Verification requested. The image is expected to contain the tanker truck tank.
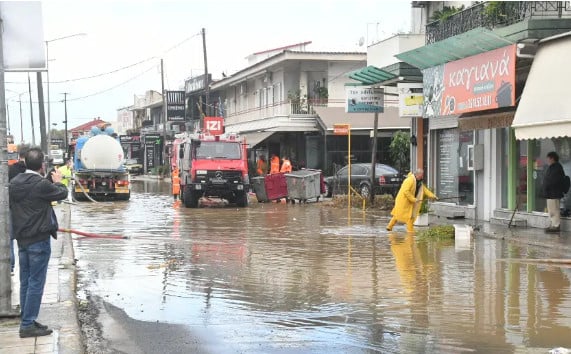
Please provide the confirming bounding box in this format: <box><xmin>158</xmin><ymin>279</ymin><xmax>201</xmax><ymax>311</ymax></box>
<box><xmin>79</xmin><ymin>135</ymin><xmax>125</xmax><ymax>170</ymax></box>
<box><xmin>73</xmin><ymin>134</ymin><xmax>130</xmax><ymax>201</ymax></box>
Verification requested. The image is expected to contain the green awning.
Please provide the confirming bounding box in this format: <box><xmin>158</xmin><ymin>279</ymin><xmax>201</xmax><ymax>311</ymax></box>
<box><xmin>395</xmin><ymin>28</ymin><xmax>516</xmax><ymax>69</ymax></box>
<box><xmin>349</xmin><ymin>65</ymin><xmax>396</xmax><ymax>85</ymax></box>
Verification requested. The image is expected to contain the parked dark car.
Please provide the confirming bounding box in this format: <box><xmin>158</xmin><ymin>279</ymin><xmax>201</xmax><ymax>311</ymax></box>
<box><xmin>324</xmin><ymin>163</ymin><xmax>403</xmax><ymax>198</ymax></box>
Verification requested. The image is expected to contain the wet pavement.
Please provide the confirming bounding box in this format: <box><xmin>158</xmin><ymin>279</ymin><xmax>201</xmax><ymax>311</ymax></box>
<box><xmin>70</xmin><ymin>179</ymin><xmax>571</xmax><ymax>353</ymax></box>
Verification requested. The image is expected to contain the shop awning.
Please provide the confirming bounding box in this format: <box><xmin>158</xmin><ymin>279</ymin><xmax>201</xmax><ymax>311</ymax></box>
<box><xmin>241</xmin><ymin>131</ymin><xmax>275</xmax><ymax>147</ymax></box>
<box><xmin>458</xmin><ymin>108</ymin><xmax>515</xmax><ymax>132</ymax></box>
<box><xmin>395</xmin><ymin>28</ymin><xmax>515</xmax><ymax>69</ymax></box>
<box><xmin>349</xmin><ymin>65</ymin><xmax>396</xmax><ymax>85</ymax></box>
<box><xmin>512</xmin><ymin>36</ymin><xmax>571</xmax><ymax>140</ymax></box>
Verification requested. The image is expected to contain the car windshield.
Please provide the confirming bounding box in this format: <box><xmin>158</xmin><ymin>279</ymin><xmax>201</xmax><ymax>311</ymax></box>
<box><xmin>375</xmin><ymin>165</ymin><xmax>398</xmax><ymax>175</ymax></box>
<box><xmin>196</xmin><ymin>141</ymin><xmax>241</xmax><ymax>159</ymax></box>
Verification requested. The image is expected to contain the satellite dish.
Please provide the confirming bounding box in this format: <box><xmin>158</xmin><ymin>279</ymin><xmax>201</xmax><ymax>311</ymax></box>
<box><xmin>358</xmin><ymin>37</ymin><xmax>365</xmax><ymax>47</ymax></box>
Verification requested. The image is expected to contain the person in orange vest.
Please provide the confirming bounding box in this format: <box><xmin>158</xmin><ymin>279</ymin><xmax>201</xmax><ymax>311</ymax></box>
<box><xmin>270</xmin><ymin>154</ymin><xmax>280</xmax><ymax>174</ymax></box>
<box><xmin>256</xmin><ymin>155</ymin><xmax>268</xmax><ymax>176</ymax></box>
<box><xmin>172</xmin><ymin>167</ymin><xmax>181</xmax><ymax>200</ymax></box>
<box><xmin>280</xmin><ymin>156</ymin><xmax>292</xmax><ymax>173</ymax></box>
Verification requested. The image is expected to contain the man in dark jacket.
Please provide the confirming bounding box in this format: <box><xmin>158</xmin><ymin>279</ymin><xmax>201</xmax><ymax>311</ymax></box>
<box><xmin>9</xmin><ymin>148</ymin><xmax>68</xmax><ymax>338</ymax></box>
<box><xmin>8</xmin><ymin>145</ymin><xmax>28</xmax><ymax>274</ymax></box>
<box><xmin>543</xmin><ymin>151</ymin><xmax>565</xmax><ymax>233</ymax></box>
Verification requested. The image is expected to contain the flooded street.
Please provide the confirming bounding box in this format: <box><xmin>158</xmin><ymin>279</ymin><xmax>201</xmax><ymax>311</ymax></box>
<box><xmin>71</xmin><ymin>180</ymin><xmax>571</xmax><ymax>353</ymax></box>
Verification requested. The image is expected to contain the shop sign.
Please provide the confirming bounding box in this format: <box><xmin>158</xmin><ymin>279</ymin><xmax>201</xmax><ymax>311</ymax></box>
<box><xmin>144</xmin><ymin>134</ymin><xmax>161</xmax><ymax>144</ymax></box>
<box><xmin>422</xmin><ymin>44</ymin><xmax>516</xmax><ymax>117</ymax></box>
<box><xmin>333</xmin><ymin>124</ymin><xmax>350</xmax><ymax>136</ymax></box>
<box><xmin>204</xmin><ymin>117</ymin><xmax>224</xmax><ymax>135</ymax></box>
<box><xmin>166</xmin><ymin>91</ymin><xmax>186</xmax><ymax>122</ymax></box>
<box><xmin>345</xmin><ymin>87</ymin><xmax>384</xmax><ymax>113</ymax></box>
<box><xmin>184</xmin><ymin>74</ymin><xmax>211</xmax><ymax>93</ymax></box>
<box><xmin>119</xmin><ymin>135</ymin><xmax>140</xmax><ymax>144</ymax></box>
<box><xmin>397</xmin><ymin>83</ymin><xmax>423</xmax><ymax>117</ymax></box>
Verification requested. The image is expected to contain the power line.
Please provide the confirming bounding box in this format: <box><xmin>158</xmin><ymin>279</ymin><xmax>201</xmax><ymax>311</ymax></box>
<box><xmin>5</xmin><ymin>32</ymin><xmax>202</xmax><ymax>85</ymax></box>
<box><xmin>65</xmin><ymin>64</ymin><xmax>158</xmax><ymax>102</ymax></box>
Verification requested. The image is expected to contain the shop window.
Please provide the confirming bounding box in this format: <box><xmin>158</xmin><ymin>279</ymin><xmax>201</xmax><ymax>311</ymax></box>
<box><xmin>435</xmin><ymin>128</ymin><xmax>474</xmax><ymax>205</ymax></box>
<box><xmin>531</xmin><ymin>137</ymin><xmax>571</xmax><ymax>213</ymax></box>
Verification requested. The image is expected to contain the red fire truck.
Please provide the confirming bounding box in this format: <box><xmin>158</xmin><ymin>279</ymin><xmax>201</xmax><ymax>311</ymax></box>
<box><xmin>173</xmin><ymin>119</ymin><xmax>249</xmax><ymax>208</ymax></box>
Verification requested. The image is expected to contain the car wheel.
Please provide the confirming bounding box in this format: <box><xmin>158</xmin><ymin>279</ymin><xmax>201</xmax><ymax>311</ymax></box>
<box><xmin>324</xmin><ymin>182</ymin><xmax>332</xmax><ymax>197</ymax></box>
<box><xmin>360</xmin><ymin>184</ymin><xmax>371</xmax><ymax>199</ymax></box>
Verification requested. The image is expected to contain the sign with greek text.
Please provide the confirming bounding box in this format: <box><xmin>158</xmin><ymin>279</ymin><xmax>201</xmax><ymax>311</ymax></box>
<box><xmin>398</xmin><ymin>83</ymin><xmax>423</xmax><ymax>117</ymax></box>
<box><xmin>422</xmin><ymin>44</ymin><xmax>516</xmax><ymax>117</ymax></box>
<box><xmin>345</xmin><ymin>87</ymin><xmax>384</xmax><ymax>113</ymax></box>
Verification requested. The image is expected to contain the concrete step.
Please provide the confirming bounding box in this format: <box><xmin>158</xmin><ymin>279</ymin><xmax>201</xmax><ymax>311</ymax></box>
<box><xmin>490</xmin><ymin>216</ymin><xmax>527</xmax><ymax>227</ymax></box>
<box><xmin>441</xmin><ymin>210</ymin><xmax>466</xmax><ymax>219</ymax></box>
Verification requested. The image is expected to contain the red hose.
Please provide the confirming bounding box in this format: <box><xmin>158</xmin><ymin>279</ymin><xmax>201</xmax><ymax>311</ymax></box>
<box><xmin>58</xmin><ymin>228</ymin><xmax>128</xmax><ymax>239</ymax></box>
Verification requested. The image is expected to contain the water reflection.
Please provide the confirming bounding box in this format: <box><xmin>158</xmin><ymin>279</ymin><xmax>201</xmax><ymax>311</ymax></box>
<box><xmin>71</xmin><ymin>183</ymin><xmax>571</xmax><ymax>353</ymax></box>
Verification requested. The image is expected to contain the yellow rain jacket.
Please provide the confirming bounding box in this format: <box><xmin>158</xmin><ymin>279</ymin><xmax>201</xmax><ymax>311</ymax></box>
<box><xmin>390</xmin><ymin>172</ymin><xmax>436</xmax><ymax>223</ymax></box>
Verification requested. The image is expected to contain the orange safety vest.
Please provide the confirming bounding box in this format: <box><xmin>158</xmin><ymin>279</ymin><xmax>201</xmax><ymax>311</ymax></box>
<box><xmin>280</xmin><ymin>159</ymin><xmax>292</xmax><ymax>173</ymax></box>
<box><xmin>257</xmin><ymin>159</ymin><xmax>268</xmax><ymax>176</ymax></box>
<box><xmin>172</xmin><ymin>169</ymin><xmax>181</xmax><ymax>195</ymax></box>
<box><xmin>270</xmin><ymin>156</ymin><xmax>280</xmax><ymax>174</ymax></box>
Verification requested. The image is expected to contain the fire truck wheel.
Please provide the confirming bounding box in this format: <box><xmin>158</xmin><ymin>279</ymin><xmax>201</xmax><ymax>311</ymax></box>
<box><xmin>236</xmin><ymin>191</ymin><xmax>248</xmax><ymax>207</ymax></box>
<box><xmin>183</xmin><ymin>187</ymin><xmax>199</xmax><ymax>208</ymax></box>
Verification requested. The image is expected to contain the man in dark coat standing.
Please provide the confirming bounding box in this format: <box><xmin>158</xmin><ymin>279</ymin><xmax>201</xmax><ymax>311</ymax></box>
<box><xmin>543</xmin><ymin>151</ymin><xmax>565</xmax><ymax>233</ymax></box>
<box><xmin>9</xmin><ymin>148</ymin><xmax>68</xmax><ymax>338</ymax></box>
<box><xmin>8</xmin><ymin>145</ymin><xmax>28</xmax><ymax>274</ymax></box>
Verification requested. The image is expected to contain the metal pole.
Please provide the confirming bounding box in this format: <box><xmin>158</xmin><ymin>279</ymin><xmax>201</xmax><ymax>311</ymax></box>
<box><xmin>202</xmin><ymin>28</ymin><xmax>209</xmax><ymax>126</ymax></box>
<box><xmin>37</xmin><ymin>71</ymin><xmax>47</xmax><ymax>153</ymax></box>
<box><xmin>63</xmin><ymin>93</ymin><xmax>68</xmax><ymax>154</ymax></box>
<box><xmin>161</xmin><ymin>59</ymin><xmax>167</xmax><ymax>166</ymax></box>
<box><xmin>370</xmin><ymin>111</ymin><xmax>379</xmax><ymax>203</ymax></box>
<box><xmin>28</xmin><ymin>73</ymin><xmax>35</xmax><ymax>145</ymax></box>
<box><xmin>0</xmin><ymin>13</ymin><xmax>17</xmax><ymax>317</ymax></box>
<box><xmin>18</xmin><ymin>97</ymin><xmax>23</xmax><ymax>143</ymax></box>
<box><xmin>6</xmin><ymin>103</ymin><xmax>9</xmax><ymax>135</ymax></box>
<box><xmin>46</xmin><ymin>41</ymin><xmax>51</xmax><ymax>154</ymax></box>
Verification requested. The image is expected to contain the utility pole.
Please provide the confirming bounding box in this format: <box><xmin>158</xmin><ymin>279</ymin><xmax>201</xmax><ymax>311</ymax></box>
<box><xmin>18</xmin><ymin>97</ymin><xmax>23</xmax><ymax>143</ymax></box>
<box><xmin>37</xmin><ymin>72</ymin><xmax>46</xmax><ymax>153</ymax></box>
<box><xmin>0</xmin><ymin>9</ymin><xmax>18</xmax><ymax>317</ymax></box>
<box><xmin>6</xmin><ymin>103</ymin><xmax>10</xmax><ymax>135</ymax></box>
<box><xmin>62</xmin><ymin>93</ymin><xmax>68</xmax><ymax>154</ymax></box>
<box><xmin>161</xmin><ymin>59</ymin><xmax>167</xmax><ymax>166</ymax></box>
<box><xmin>28</xmin><ymin>73</ymin><xmax>35</xmax><ymax>145</ymax></box>
<box><xmin>202</xmin><ymin>28</ymin><xmax>209</xmax><ymax>126</ymax></box>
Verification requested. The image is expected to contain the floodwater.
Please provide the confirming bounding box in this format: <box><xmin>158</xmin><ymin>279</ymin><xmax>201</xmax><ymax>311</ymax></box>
<box><xmin>72</xmin><ymin>179</ymin><xmax>571</xmax><ymax>353</ymax></box>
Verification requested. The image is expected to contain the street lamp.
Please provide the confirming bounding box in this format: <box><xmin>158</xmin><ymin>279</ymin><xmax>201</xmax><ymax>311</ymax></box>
<box><xmin>46</xmin><ymin>32</ymin><xmax>86</xmax><ymax>154</ymax></box>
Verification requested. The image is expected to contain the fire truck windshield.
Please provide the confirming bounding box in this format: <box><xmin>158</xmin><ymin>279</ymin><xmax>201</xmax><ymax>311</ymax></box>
<box><xmin>195</xmin><ymin>141</ymin><xmax>241</xmax><ymax>159</ymax></box>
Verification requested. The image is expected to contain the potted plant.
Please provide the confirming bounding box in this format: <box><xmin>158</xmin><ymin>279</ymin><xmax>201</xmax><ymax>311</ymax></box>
<box><xmin>414</xmin><ymin>199</ymin><xmax>430</xmax><ymax>226</ymax></box>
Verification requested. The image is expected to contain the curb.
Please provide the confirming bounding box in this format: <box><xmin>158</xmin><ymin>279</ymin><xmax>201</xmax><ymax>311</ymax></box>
<box><xmin>56</xmin><ymin>204</ymin><xmax>84</xmax><ymax>353</ymax></box>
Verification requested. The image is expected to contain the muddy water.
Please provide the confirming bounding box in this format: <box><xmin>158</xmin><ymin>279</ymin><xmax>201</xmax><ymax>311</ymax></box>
<box><xmin>73</xmin><ymin>180</ymin><xmax>571</xmax><ymax>353</ymax></box>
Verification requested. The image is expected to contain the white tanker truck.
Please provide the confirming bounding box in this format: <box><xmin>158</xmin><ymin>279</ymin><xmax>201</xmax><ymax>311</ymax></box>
<box><xmin>73</xmin><ymin>128</ymin><xmax>130</xmax><ymax>201</ymax></box>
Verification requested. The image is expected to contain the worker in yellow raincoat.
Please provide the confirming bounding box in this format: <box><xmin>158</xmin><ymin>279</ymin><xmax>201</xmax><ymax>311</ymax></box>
<box><xmin>387</xmin><ymin>168</ymin><xmax>438</xmax><ymax>232</ymax></box>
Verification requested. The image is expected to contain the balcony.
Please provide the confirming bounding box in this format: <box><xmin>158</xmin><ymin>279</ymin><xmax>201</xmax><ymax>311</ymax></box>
<box><xmin>225</xmin><ymin>100</ymin><xmax>325</xmax><ymax>125</ymax></box>
<box><xmin>426</xmin><ymin>1</ymin><xmax>571</xmax><ymax>44</ymax></box>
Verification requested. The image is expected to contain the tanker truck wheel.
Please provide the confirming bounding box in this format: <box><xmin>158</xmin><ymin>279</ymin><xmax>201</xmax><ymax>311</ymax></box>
<box><xmin>183</xmin><ymin>186</ymin><xmax>199</xmax><ymax>208</ymax></box>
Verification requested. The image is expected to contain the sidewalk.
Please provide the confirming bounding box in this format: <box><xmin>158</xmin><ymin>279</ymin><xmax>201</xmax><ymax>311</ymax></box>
<box><xmin>0</xmin><ymin>204</ymin><xmax>83</xmax><ymax>354</ymax></box>
<box><xmin>431</xmin><ymin>214</ymin><xmax>571</xmax><ymax>256</ymax></box>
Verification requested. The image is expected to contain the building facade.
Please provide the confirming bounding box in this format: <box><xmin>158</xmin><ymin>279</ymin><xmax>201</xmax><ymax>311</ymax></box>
<box><xmin>398</xmin><ymin>1</ymin><xmax>571</xmax><ymax>229</ymax></box>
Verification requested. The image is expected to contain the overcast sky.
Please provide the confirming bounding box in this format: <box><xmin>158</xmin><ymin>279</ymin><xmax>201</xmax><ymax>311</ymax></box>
<box><xmin>5</xmin><ymin>0</ymin><xmax>411</xmax><ymax>144</ymax></box>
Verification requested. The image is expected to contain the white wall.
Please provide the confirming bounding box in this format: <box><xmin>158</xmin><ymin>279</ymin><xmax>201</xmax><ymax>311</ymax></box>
<box><xmin>328</xmin><ymin>61</ymin><xmax>366</xmax><ymax>107</ymax></box>
<box><xmin>367</xmin><ymin>34</ymin><xmax>425</xmax><ymax>68</ymax></box>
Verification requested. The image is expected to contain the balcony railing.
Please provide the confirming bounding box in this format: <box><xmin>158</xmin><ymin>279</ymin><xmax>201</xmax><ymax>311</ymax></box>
<box><xmin>225</xmin><ymin>100</ymin><xmax>324</xmax><ymax>125</ymax></box>
<box><xmin>426</xmin><ymin>1</ymin><xmax>571</xmax><ymax>44</ymax></box>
